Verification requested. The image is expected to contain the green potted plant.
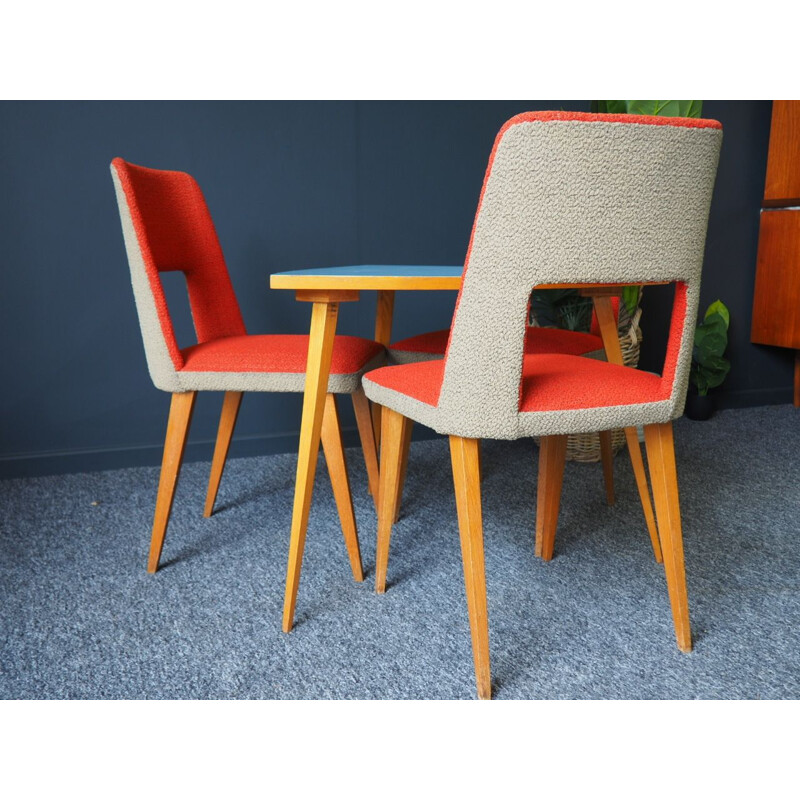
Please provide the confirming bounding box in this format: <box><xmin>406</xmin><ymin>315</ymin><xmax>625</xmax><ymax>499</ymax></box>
<box><xmin>686</xmin><ymin>300</ymin><xmax>731</xmax><ymax>420</ymax></box>
<box><xmin>530</xmin><ymin>288</ymin><xmax>593</xmax><ymax>331</ymax></box>
<box><xmin>591</xmin><ymin>100</ymin><xmax>703</xmax><ymax>117</ymax></box>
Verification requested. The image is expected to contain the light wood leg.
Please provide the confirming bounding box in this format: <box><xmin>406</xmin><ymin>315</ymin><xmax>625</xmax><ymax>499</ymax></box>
<box><xmin>148</xmin><ymin>391</ymin><xmax>197</xmax><ymax>573</ymax></box>
<box><xmin>592</xmin><ymin>295</ymin><xmax>624</xmax><ymax>505</ymax></box>
<box><xmin>598</xmin><ymin>430</ymin><xmax>615</xmax><ymax>505</ymax></box>
<box><xmin>624</xmin><ymin>427</ymin><xmax>663</xmax><ymax>563</ymax></box>
<box><xmin>375</xmin><ymin>407</ymin><xmax>408</xmax><ymax>594</ymax></box>
<box><xmin>450</xmin><ymin>435</ymin><xmax>491</xmax><ymax>700</ymax></box>
<box><xmin>371</xmin><ymin>290</ymin><xmax>396</xmax><ymax>446</ymax></box>
<box><xmin>352</xmin><ymin>387</ymin><xmax>380</xmax><ymax>512</ymax></box>
<box><xmin>203</xmin><ymin>391</ymin><xmax>243</xmax><ymax>518</ymax></box>
<box><xmin>535</xmin><ymin>435</ymin><xmax>568</xmax><ymax>562</ymax></box>
<box><xmin>320</xmin><ymin>393</ymin><xmax>364</xmax><ymax>582</ymax></box>
<box><xmin>643</xmin><ymin>421</ymin><xmax>692</xmax><ymax>652</ymax></box>
<box><xmin>593</xmin><ymin>294</ymin><xmax>626</xmax><ymax>363</ymax></box>
<box><xmin>392</xmin><ymin>418</ymin><xmax>414</xmax><ymax>524</ymax></box>
<box><xmin>594</xmin><ymin>294</ymin><xmax>661</xmax><ymax>555</ymax></box>
<box><xmin>282</xmin><ymin>301</ymin><xmax>340</xmax><ymax>633</ymax></box>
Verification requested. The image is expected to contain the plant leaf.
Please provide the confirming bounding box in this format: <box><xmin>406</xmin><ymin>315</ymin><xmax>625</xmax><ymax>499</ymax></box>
<box><xmin>701</xmin><ymin>357</ymin><xmax>731</xmax><ymax>389</ymax></box>
<box><xmin>622</xmin><ymin>285</ymin><xmax>641</xmax><ymax>315</ymax></box>
<box><xmin>691</xmin><ymin>297</ymin><xmax>730</xmax><ymax>393</ymax></box>
<box><xmin>705</xmin><ymin>300</ymin><xmax>730</xmax><ymax>329</ymax></box>
<box><xmin>595</xmin><ymin>100</ymin><xmax>628</xmax><ymax>114</ymax></box>
<box><xmin>624</xmin><ymin>100</ymin><xmax>657</xmax><ymax>115</ymax></box>
<box><xmin>685</xmin><ymin>100</ymin><xmax>703</xmax><ymax>118</ymax></box>
<box><xmin>595</xmin><ymin>101</ymin><xmax>703</xmax><ymax>118</ymax></box>
<box><xmin>694</xmin><ymin>321</ymin><xmax>727</xmax><ymax>357</ymax></box>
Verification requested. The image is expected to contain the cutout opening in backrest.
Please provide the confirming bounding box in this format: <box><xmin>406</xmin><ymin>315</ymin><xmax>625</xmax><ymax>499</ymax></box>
<box><xmin>158</xmin><ymin>271</ymin><xmax>197</xmax><ymax>351</ymax></box>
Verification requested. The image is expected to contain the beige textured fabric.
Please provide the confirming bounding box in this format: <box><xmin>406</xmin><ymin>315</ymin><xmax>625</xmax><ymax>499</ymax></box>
<box><xmin>364</xmin><ymin>117</ymin><xmax>722</xmax><ymax>439</ymax></box>
<box><xmin>388</xmin><ymin>348</ymin><xmax>447</xmax><ymax>366</ymax></box>
<box><xmin>175</xmin><ymin>351</ymin><xmax>386</xmax><ymax>394</ymax></box>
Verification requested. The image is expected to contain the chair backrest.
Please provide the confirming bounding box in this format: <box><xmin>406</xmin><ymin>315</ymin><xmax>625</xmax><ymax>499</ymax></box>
<box><xmin>110</xmin><ymin>158</ymin><xmax>246</xmax><ymax>392</ymax></box>
<box><xmin>437</xmin><ymin>111</ymin><xmax>723</xmax><ymax>439</ymax></box>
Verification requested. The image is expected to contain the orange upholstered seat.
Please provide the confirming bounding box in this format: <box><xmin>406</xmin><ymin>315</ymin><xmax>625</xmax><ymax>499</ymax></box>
<box><xmin>520</xmin><ymin>355</ymin><xmax>665</xmax><ymax>411</ymax></box>
<box><xmin>181</xmin><ymin>334</ymin><xmax>383</xmax><ymax>376</ymax></box>
<box><xmin>365</xmin><ymin>353</ymin><xmax>666</xmax><ymax>413</ymax></box>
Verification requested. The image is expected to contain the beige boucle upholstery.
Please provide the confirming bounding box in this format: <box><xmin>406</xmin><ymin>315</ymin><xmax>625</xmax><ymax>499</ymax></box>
<box><xmin>363</xmin><ymin>114</ymin><xmax>722</xmax><ymax>439</ymax></box>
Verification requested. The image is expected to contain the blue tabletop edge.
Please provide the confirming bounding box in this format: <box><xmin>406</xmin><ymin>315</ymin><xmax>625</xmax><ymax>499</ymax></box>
<box><xmin>271</xmin><ymin>265</ymin><xmax>463</xmax><ymax>277</ymax></box>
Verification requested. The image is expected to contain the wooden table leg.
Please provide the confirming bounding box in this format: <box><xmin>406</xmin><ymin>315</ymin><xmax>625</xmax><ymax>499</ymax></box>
<box><xmin>282</xmin><ymin>300</ymin><xmax>341</xmax><ymax>633</ymax></box>
<box><xmin>375</xmin><ymin>407</ymin><xmax>408</xmax><ymax>594</ymax></box>
<box><xmin>371</xmin><ymin>290</ymin><xmax>396</xmax><ymax>446</ymax></box>
<box><xmin>598</xmin><ymin>430</ymin><xmax>615</xmax><ymax>505</ymax></box>
<box><xmin>351</xmin><ymin>387</ymin><xmax>380</xmax><ymax>511</ymax></box>
<box><xmin>392</xmin><ymin>418</ymin><xmax>414</xmax><ymax>524</ymax></box>
<box><xmin>320</xmin><ymin>393</ymin><xmax>364</xmax><ymax>582</ymax></box>
<box><xmin>593</xmin><ymin>294</ymin><xmax>661</xmax><ymax>561</ymax></box>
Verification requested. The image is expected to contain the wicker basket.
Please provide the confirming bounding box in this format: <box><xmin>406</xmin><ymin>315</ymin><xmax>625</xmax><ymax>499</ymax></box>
<box><xmin>565</xmin><ymin>304</ymin><xmax>642</xmax><ymax>462</ymax></box>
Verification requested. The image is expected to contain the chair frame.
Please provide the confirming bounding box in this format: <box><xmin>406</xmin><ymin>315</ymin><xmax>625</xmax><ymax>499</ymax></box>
<box><xmin>365</xmin><ymin>111</ymin><xmax>722</xmax><ymax>698</ymax></box>
<box><xmin>111</xmin><ymin>158</ymin><xmax>381</xmax><ymax>593</ymax></box>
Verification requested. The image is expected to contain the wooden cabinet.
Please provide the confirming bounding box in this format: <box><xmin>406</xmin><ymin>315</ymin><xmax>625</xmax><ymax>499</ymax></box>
<box><xmin>752</xmin><ymin>210</ymin><xmax>800</xmax><ymax>349</ymax></box>
<box><xmin>750</xmin><ymin>101</ymin><xmax>800</xmax><ymax>405</ymax></box>
<box><xmin>763</xmin><ymin>101</ymin><xmax>800</xmax><ymax>207</ymax></box>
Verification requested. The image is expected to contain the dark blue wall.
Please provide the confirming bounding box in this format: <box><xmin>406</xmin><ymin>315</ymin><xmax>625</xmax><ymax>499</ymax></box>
<box><xmin>0</xmin><ymin>100</ymin><xmax>787</xmax><ymax>478</ymax></box>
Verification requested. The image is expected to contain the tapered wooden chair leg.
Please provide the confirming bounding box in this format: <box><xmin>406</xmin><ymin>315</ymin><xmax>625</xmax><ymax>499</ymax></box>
<box><xmin>148</xmin><ymin>391</ymin><xmax>197</xmax><ymax>573</ymax></box>
<box><xmin>535</xmin><ymin>435</ymin><xmax>568</xmax><ymax>561</ymax></box>
<box><xmin>320</xmin><ymin>393</ymin><xmax>364</xmax><ymax>582</ymax></box>
<box><xmin>643</xmin><ymin>421</ymin><xmax>692</xmax><ymax>652</ymax></box>
<box><xmin>598</xmin><ymin>430</ymin><xmax>615</xmax><ymax>505</ymax></box>
<box><xmin>375</xmin><ymin>407</ymin><xmax>408</xmax><ymax>594</ymax></box>
<box><xmin>203</xmin><ymin>391</ymin><xmax>243</xmax><ymax>518</ymax></box>
<box><xmin>624</xmin><ymin>426</ymin><xmax>663</xmax><ymax>562</ymax></box>
<box><xmin>392</xmin><ymin>418</ymin><xmax>414</xmax><ymax>523</ymax></box>
<box><xmin>450</xmin><ymin>435</ymin><xmax>492</xmax><ymax>700</ymax></box>
<box><xmin>352</xmin><ymin>387</ymin><xmax>380</xmax><ymax>511</ymax></box>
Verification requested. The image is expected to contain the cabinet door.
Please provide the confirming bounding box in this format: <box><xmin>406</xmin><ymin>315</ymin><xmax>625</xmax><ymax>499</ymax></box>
<box><xmin>763</xmin><ymin>101</ymin><xmax>800</xmax><ymax>207</ymax></box>
<box><xmin>751</xmin><ymin>209</ymin><xmax>800</xmax><ymax>348</ymax></box>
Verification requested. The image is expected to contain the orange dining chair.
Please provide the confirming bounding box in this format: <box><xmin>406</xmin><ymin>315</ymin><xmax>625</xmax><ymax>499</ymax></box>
<box><xmin>110</xmin><ymin>158</ymin><xmax>383</xmax><ymax>583</ymax></box>
<box><xmin>388</xmin><ymin>298</ymin><xmax>664</xmax><ymax>562</ymax></box>
<box><xmin>362</xmin><ymin>111</ymin><xmax>722</xmax><ymax>698</ymax></box>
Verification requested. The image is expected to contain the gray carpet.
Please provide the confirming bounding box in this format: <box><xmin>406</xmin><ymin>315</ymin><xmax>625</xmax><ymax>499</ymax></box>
<box><xmin>2</xmin><ymin>405</ymin><xmax>799</xmax><ymax>699</ymax></box>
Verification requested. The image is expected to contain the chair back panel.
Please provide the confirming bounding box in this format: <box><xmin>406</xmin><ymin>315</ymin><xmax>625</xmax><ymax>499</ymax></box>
<box><xmin>111</xmin><ymin>159</ymin><xmax>246</xmax><ymax>391</ymax></box>
<box><xmin>438</xmin><ymin>112</ymin><xmax>722</xmax><ymax>438</ymax></box>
